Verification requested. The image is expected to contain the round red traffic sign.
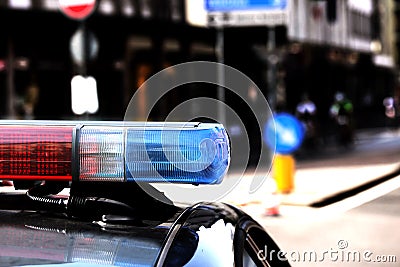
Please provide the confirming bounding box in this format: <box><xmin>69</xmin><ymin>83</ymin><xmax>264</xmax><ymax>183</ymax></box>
<box><xmin>58</xmin><ymin>0</ymin><xmax>96</xmax><ymax>20</ymax></box>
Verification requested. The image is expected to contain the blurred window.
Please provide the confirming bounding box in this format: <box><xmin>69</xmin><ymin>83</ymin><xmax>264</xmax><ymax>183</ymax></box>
<box><xmin>43</xmin><ymin>0</ymin><xmax>59</xmax><ymax>10</ymax></box>
<box><xmin>9</xmin><ymin>0</ymin><xmax>31</xmax><ymax>9</ymax></box>
<box><xmin>99</xmin><ymin>0</ymin><xmax>115</xmax><ymax>15</ymax></box>
<box><xmin>122</xmin><ymin>0</ymin><xmax>135</xmax><ymax>17</ymax></box>
<box><xmin>139</xmin><ymin>0</ymin><xmax>152</xmax><ymax>18</ymax></box>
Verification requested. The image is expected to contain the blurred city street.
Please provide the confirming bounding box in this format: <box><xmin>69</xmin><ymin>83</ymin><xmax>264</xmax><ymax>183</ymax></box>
<box><xmin>222</xmin><ymin>127</ymin><xmax>400</xmax><ymax>266</ymax></box>
<box><xmin>1</xmin><ymin>1</ymin><xmax>400</xmax><ymax>265</ymax></box>
<box><xmin>223</xmin><ymin>127</ymin><xmax>400</xmax><ymax>208</ymax></box>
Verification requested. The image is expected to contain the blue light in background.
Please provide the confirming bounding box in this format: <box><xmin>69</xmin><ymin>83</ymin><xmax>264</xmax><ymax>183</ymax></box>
<box><xmin>264</xmin><ymin>113</ymin><xmax>305</xmax><ymax>155</ymax></box>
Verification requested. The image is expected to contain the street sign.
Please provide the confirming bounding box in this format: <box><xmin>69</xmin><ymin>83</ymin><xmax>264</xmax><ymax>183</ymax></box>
<box><xmin>264</xmin><ymin>112</ymin><xmax>305</xmax><ymax>154</ymax></box>
<box><xmin>71</xmin><ymin>75</ymin><xmax>99</xmax><ymax>115</ymax></box>
<box><xmin>205</xmin><ymin>0</ymin><xmax>287</xmax><ymax>12</ymax></box>
<box><xmin>70</xmin><ymin>28</ymin><xmax>99</xmax><ymax>66</ymax></box>
<box><xmin>58</xmin><ymin>0</ymin><xmax>96</xmax><ymax>20</ymax></box>
<box><xmin>186</xmin><ymin>0</ymin><xmax>288</xmax><ymax>27</ymax></box>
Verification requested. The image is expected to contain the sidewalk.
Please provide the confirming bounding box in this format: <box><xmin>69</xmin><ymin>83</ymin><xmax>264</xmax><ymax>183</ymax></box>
<box><xmin>221</xmin><ymin>128</ymin><xmax>400</xmax><ymax>208</ymax></box>
<box><xmin>281</xmin><ymin>161</ymin><xmax>399</xmax><ymax>206</ymax></box>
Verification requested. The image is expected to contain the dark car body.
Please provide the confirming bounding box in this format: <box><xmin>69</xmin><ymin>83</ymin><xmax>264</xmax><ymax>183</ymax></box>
<box><xmin>0</xmin><ymin>199</ymin><xmax>290</xmax><ymax>267</ymax></box>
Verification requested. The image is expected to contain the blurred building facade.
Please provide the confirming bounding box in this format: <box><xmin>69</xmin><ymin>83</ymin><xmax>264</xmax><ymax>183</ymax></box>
<box><xmin>0</xmin><ymin>0</ymin><xmax>397</xmax><ymax>128</ymax></box>
<box><xmin>0</xmin><ymin>0</ymin><xmax>398</xmax><ymax>117</ymax></box>
<box><xmin>285</xmin><ymin>0</ymin><xmax>397</xmax><ymax>130</ymax></box>
<box><xmin>0</xmin><ymin>0</ymin><xmax>194</xmax><ymax>120</ymax></box>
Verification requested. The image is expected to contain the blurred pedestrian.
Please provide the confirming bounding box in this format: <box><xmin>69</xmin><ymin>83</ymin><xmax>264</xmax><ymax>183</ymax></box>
<box><xmin>330</xmin><ymin>92</ymin><xmax>354</xmax><ymax>147</ymax></box>
<box><xmin>383</xmin><ymin>96</ymin><xmax>400</xmax><ymax>129</ymax></box>
<box><xmin>295</xmin><ymin>93</ymin><xmax>319</xmax><ymax>150</ymax></box>
<box><xmin>296</xmin><ymin>93</ymin><xmax>316</xmax><ymax>119</ymax></box>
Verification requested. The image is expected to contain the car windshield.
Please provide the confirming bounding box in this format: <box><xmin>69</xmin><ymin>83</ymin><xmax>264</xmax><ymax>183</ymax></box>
<box><xmin>0</xmin><ymin>0</ymin><xmax>400</xmax><ymax>266</ymax></box>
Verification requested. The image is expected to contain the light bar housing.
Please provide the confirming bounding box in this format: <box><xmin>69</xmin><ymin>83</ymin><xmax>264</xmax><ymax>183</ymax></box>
<box><xmin>0</xmin><ymin>121</ymin><xmax>230</xmax><ymax>185</ymax></box>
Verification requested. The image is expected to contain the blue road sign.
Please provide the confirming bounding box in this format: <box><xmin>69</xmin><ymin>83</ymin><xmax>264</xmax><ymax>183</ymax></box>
<box><xmin>264</xmin><ymin>112</ymin><xmax>305</xmax><ymax>154</ymax></box>
<box><xmin>205</xmin><ymin>0</ymin><xmax>287</xmax><ymax>12</ymax></box>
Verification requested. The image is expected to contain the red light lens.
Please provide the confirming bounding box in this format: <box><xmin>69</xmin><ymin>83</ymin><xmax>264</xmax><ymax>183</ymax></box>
<box><xmin>0</xmin><ymin>126</ymin><xmax>73</xmax><ymax>180</ymax></box>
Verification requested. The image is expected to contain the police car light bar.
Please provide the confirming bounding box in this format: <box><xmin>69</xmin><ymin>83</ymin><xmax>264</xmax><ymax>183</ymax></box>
<box><xmin>0</xmin><ymin>121</ymin><xmax>230</xmax><ymax>185</ymax></box>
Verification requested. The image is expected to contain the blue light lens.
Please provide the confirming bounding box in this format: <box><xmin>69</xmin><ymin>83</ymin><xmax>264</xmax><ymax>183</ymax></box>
<box><xmin>78</xmin><ymin>123</ymin><xmax>230</xmax><ymax>184</ymax></box>
<box><xmin>125</xmin><ymin>123</ymin><xmax>230</xmax><ymax>184</ymax></box>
